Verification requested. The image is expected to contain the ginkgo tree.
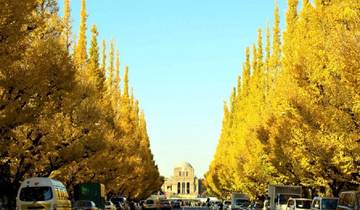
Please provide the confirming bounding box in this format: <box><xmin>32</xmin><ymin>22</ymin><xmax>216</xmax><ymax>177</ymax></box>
<box><xmin>205</xmin><ymin>0</ymin><xmax>360</xmax><ymax>199</ymax></box>
<box><xmin>0</xmin><ymin>0</ymin><xmax>163</xmax><ymax>207</ymax></box>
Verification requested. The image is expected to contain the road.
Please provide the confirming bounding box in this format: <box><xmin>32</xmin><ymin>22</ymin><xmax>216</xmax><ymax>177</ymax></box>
<box><xmin>177</xmin><ymin>208</ymin><xmax>209</xmax><ymax>210</ymax></box>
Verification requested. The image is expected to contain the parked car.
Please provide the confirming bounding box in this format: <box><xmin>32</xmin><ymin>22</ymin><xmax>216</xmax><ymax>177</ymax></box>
<box><xmin>311</xmin><ymin>197</ymin><xmax>338</xmax><ymax>210</ymax></box>
<box><xmin>171</xmin><ymin>200</ymin><xmax>181</xmax><ymax>208</ymax></box>
<box><xmin>224</xmin><ymin>200</ymin><xmax>232</xmax><ymax>210</ymax></box>
<box><xmin>248</xmin><ymin>201</ymin><xmax>264</xmax><ymax>210</ymax></box>
<box><xmin>106</xmin><ymin>201</ymin><xmax>117</xmax><ymax>210</ymax></box>
<box><xmin>135</xmin><ymin>202</ymin><xmax>142</xmax><ymax>210</ymax></box>
<box><xmin>160</xmin><ymin>200</ymin><xmax>171</xmax><ymax>210</ymax></box>
<box><xmin>74</xmin><ymin>183</ymin><xmax>106</xmax><ymax>210</ymax></box>
<box><xmin>212</xmin><ymin>201</ymin><xmax>223</xmax><ymax>210</ymax></box>
<box><xmin>337</xmin><ymin>191</ymin><xmax>360</xmax><ymax>210</ymax></box>
<box><xmin>142</xmin><ymin>199</ymin><xmax>158</xmax><ymax>210</ymax></box>
<box><xmin>111</xmin><ymin>197</ymin><xmax>129</xmax><ymax>210</ymax></box>
<box><xmin>73</xmin><ymin>200</ymin><xmax>98</xmax><ymax>210</ymax></box>
<box><xmin>231</xmin><ymin>193</ymin><xmax>251</xmax><ymax>210</ymax></box>
<box><xmin>286</xmin><ymin>198</ymin><xmax>312</xmax><ymax>210</ymax></box>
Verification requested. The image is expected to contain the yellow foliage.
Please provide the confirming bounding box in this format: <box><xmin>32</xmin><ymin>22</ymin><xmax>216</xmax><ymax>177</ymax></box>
<box><xmin>205</xmin><ymin>0</ymin><xmax>360</xmax><ymax>199</ymax></box>
<box><xmin>0</xmin><ymin>0</ymin><xmax>163</xmax><ymax>206</ymax></box>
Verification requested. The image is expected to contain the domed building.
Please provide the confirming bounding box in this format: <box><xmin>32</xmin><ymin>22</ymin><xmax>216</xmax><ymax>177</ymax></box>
<box><xmin>161</xmin><ymin>162</ymin><xmax>200</xmax><ymax>197</ymax></box>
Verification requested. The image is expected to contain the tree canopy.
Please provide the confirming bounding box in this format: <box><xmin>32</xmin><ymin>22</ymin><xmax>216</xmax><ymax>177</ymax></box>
<box><xmin>205</xmin><ymin>0</ymin><xmax>360</xmax><ymax>199</ymax></box>
<box><xmin>0</xmin><ymin>0</ymin><xmax>163</xmax><ymax>207</ymax></box>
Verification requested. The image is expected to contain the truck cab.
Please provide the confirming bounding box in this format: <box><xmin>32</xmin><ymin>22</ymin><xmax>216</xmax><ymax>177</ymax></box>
<box><xmin>276</xmin><ymin>194</ymin><xmax>301</xmax><ymax>210</ymax></box>
<box><xmin>231</xmin><ymin>193</ymin><xmax>250</xmax><ymax>210</ymax></box>
<box><xmin>268</xmin><ymin>185</ymin><xmax>302</xmax><ymax>210</ymax></box>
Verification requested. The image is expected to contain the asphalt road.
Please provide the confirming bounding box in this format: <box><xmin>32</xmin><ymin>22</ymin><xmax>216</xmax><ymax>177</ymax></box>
<box><xmin>176</xmin><ymin>207</ymin><xmax>209</xmax><ymax>210</ymax></box>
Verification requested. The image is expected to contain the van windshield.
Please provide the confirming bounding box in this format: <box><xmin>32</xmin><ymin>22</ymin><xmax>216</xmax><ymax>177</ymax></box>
<box><xmin>295</xmin><ymin>200</ymin><xmax>311</xmax><ymax>209</ymax></box>
<box><xmin>111</xmin><ymin>197</ymin><xmax>125</xmax><ymax>204</ymax></box>
<box><xmin>20</xmin><ymin>187</ymin><xmax>53</xmax><ymax>201</ymax></box>
<box><xmin>235</xmin><ymin>199</ymin><xmax>250</xmax><ymax>207</ymax></box>
<box><xmin>146</xmin><ymin>200</ymin><xmax>154</xmax><ymax>204</ymax></box>
<box><xmin>321</xmin><ymin>199</ymin><xmax>338</xmax><ymax>210</ymax></box>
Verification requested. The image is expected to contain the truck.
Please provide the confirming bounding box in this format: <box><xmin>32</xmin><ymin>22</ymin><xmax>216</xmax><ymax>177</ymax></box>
<box><xmin>231</xmin><ymin>192</ymin><xmax>250</xmax><ymax>210</ymax></box>
<box><xmin>74</xmin><ymin>183</ymin><xmax>106</xmax><ymax>209</ymax></box>
<box><xmin>268</xmin><ymin>185</ymin><xmax>302</xmax><ymax>210</ymax></box>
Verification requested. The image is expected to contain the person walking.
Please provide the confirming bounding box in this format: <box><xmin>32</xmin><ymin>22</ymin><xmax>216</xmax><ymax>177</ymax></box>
<box><xmin>206</xmin><ymin>198</ymin><xmax>211</xmax><ymax>209</ymax></box>
<box><xmin>219</xmin><ymin>201</ymin><xmax>223</xmax><ymax>210</ymax></box>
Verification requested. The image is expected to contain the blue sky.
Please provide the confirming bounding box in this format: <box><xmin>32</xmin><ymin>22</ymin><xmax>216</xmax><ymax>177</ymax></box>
<box><xmin>59</xmin><ymin>0</ymin><xmax>288</xmax><ymax>178</ymax></box>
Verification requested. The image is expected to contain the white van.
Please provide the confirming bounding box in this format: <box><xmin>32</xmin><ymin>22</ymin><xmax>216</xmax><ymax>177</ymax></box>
<box><xmin>16</xmin><ymin>177</ymin><xmax>71</xmax><ymax>210</ymax></box>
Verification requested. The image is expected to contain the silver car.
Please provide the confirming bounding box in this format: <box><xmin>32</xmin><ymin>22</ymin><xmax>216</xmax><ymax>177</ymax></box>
<box><xmin>286</xmin><ymin>198</ymin><xmax>312</xmax><ymax>210</ymax></box>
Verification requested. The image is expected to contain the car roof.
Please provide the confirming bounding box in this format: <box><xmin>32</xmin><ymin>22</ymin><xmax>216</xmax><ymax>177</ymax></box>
<box><xmin>340</xmin><ymin>191</ymin><xmax>360</xmax><ymax>194</ymax></box>
<box><xmin>290</xmin><ymin>198</ymin><xmax>312</xmax><ymax>201</ymax></box>
<box><xmin>312</xmin><ymin>197</ymin><xmax>338</xmax><ymax>200</ymax></box>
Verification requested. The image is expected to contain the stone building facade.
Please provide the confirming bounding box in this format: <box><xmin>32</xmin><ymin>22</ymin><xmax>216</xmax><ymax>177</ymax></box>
<box><xmin>161</xmin><ymin>162</ymin><xmax>200</xmax><ymax>198</ymax></box>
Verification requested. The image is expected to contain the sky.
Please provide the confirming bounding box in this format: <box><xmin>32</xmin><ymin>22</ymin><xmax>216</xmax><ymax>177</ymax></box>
<box><xmin>59</xmin><ymin>0</ymin><xmax>288</xmax><ymax>178</ymax></box>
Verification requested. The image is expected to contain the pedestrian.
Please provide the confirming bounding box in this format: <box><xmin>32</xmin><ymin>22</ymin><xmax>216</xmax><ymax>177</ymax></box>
<box><xmin>206</xmin><ymin>198</ymin><xmax>211</xmax><ymax>209</ymax></box>
<box><xmin>219</xmin><ymin>201</ymin><xmax>223</xmax><ymax>210</ymax></box>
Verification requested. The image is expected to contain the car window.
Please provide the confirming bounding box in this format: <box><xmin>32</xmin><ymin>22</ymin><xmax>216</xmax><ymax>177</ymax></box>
<box><xmin>321</xmin><ymin>199</ymin><xmax>337</xmax><ymax>210</ymax></box>
<box><xmin>19</xmin><ymin>187</ymin><xmax>53</xmax><ymax>201</ymax></box>
<box><xmin>296</xmin><ymin>200</ymin><xmax>311</xmax><ymax>209</ymax></box>
<box><xmin>146</xmin><ymin>200</ymin><xmax>154</xmax><ymax>204</ymax></box>
<box><xmin>111</xmin><ymin>197</ymin><xmax>125</xmax><ymax>204</ymax></box>
<box><xmin>235</xmin><ymin>199</ymin><xmax>250</xmax><ymax>206</ymax></box>
<box><xmin>288</xmin><ymin>200</ymin><xmax>294</xmax><ymax>207</ymax></box>
<box><xmin>340</xmin><ymin>193</ymin><xmax>355</xmax><ymax>208</ymax></box>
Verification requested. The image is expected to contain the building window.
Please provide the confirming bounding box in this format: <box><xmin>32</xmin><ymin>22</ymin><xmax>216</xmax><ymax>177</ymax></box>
<box><xmin>187</xmin><ymin>182</ymin><xmax>190</xmax><ymax>194</ymax></box>
<box><xmin>177</xmin><ymin>182</ymin><xmax>180</xmax><ymax>194</ymax></box>
<box><xmin>179</xmin><ymin>171</ymin><xmax>181</xmax><ymax>176</ymax></box>
<box><xmin>186</xmin><ymin>171</ymin><xmax>188</xmax><ymax>176</ymax></box>
<box><xmin>182</xmin><ymin>182</ymin><xmax>185</xmax><ymax>194</ymax></box>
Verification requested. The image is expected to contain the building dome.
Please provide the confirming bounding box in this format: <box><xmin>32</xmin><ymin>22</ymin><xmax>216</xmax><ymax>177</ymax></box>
<box><xmin>175</xmin><ymin>162</ymin><xmax>193</xmax><ymax>169</ymax></box>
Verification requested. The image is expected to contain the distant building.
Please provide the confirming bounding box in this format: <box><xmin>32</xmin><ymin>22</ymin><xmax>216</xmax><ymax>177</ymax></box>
<box><xmin>161</xmin><ymin>162</ymin><xmax>201</xmax><ymax>198</ymax></box>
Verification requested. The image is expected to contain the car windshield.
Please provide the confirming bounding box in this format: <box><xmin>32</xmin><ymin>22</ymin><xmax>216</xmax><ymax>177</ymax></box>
<box><xmin>105</xmin><ymin>201</ymin><xmax>112</xmax><ymax>205</ymax></box>
<box><xmin>235</xmin><ymin>199</ymin><xmax>250</xmax><ymax>206</ymax></box>
<box><xmin>279</xmin><ymin>195</ymin><xmax>300</xmax><ymax>205</ymax></box>
<box><xmin>225</xmin><ymin>201</ymin><xmax>231</xmax><ymax>205</ymax></box>
<box><xmin>296</xmin><ymin>200</ymin><xmax>311</xmax><ymax>209</ymax></box>
<box><xmin>19</xmin><ymin>187</ymin><xmax>53</xmax><ymax>201</ymax></box>
<box><xmin>321</xmin><ymin>199</ymin><xmax>338</xmax><ymax>210</ymax></box>
<box><xmin>146</xmin><ymin>200</ymin><xmax>154</xmax><ymax>204</ymax></box>
<box><xmin>111</xmin><ymin>197</ymin><xmax>125</xmax><ymax>204</ymax></box>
